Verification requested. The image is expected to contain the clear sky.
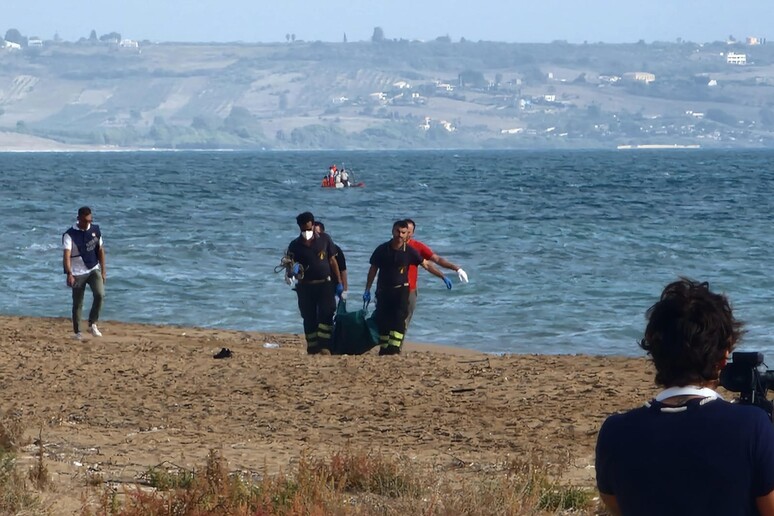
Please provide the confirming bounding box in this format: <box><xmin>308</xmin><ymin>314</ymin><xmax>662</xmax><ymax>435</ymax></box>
<box><xmin>4</xmin><ymin>0</ymin><xmax>772</xmax><ymax>44</ymax></box>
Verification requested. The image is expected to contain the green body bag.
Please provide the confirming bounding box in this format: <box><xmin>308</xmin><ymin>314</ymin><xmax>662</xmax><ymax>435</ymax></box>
<box><xmin>331</xmin><ymin>300</ymin><xmax>379</xmax><ymax>355</ymax></box>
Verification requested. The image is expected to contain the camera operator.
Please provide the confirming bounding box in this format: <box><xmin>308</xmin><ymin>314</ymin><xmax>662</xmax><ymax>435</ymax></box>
<box><xmin>596</xmin><ymin>278</ymin><xmax>774</xmax><ymax>516</ymax></box>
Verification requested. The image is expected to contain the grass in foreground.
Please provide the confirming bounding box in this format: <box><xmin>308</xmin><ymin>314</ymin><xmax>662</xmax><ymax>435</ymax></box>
<box><xmin>82</xmin><ymin>449</ymin><xmax>598</xmax><ymax>515</ymax></box>
<box><xmin>0</xmin><ymin>406</ymin><xmax>46</xmax><ymax>515</ymax></box>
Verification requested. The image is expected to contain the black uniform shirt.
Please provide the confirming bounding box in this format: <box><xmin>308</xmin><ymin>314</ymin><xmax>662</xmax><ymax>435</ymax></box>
<box><xmin>335</xmin><ymin>245</ymin><xmax>347</xmax><ymax>272</ymax></box>
<box><xmin>287</xmin><ymin>233</ymin><xmax>336</xmax><ymax>281</ymax></box>
<box><xmin>369</xmin><ymin>241</ymin><xmax>422</xmax><ymax>289</ymax></box>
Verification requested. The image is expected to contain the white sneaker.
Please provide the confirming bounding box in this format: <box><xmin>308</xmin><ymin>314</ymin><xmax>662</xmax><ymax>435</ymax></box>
<box><xmin>89</xmin><ymin>325</ymin><xmax>102</xmax><ymax>337</ymax></box>
<box><xmin>73</xmin><ymin>332</ymin><xmax>83</xmax><ymax>340</ymax></box>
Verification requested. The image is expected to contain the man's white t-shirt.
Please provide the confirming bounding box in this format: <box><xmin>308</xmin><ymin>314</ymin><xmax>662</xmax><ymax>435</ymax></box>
<box><xmin>62</xmin><ymin>223</ymin><xmax>104</xmax><ymax>276</ymax></box>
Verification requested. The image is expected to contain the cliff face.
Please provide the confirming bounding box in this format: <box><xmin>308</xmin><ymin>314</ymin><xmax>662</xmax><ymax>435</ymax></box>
<box><xmin>1</xmin><ymin>40</ymin><xmax>773</xmax><ymax>149</ymax></box>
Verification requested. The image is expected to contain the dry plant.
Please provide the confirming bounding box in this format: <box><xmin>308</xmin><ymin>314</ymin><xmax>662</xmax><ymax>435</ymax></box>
<box><xmin>79</xmin><ymin>447</ymin><xmax>595</xmax><ymax>515</ymax></box>
<box><xmin>0</xmin><ymin>406</ymin><xmax>25</xmax><ymax>452</ymax></box>
<box><xmin>28</xmin><ymin>429</ymin><xmax>52</xmax><ymax>491</ymax></box>
<box><xmin>0</xmin><ymin>406</ymin><xmax>43</xmax><ymax>514</ymax></box>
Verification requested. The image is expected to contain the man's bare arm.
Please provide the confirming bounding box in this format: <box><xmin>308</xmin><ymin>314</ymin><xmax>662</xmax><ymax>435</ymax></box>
<box><xmin>365</xmin><ymin>265</ymin><xmax>378</xmax><ymax>291</ymax></box>
<box><xmin>98</xmin><ymin>247</ymin><xmax>107</xmax><ymax>283</ymax></box>
<box><xmin>329</xmin><ymin>256</ymin><xmax>342</xmax><ymax>285</ymax></box>
<box><xmin>420</xmin><ymin>260</ymin><xmax>446</xmax><ymax>280</ymax></box>
<box><xmin>63</xmin><ymin>249</ymin><xmax>75</xmax><ymax>287</ymax></box>
<box><xmin>430</xmin><ymin>253</ymin><xmax>460</xmax><ymax>272</ymax></box>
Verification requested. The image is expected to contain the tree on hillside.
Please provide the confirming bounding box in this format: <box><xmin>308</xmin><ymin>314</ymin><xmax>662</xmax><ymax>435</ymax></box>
<box><xmin>343</xmin><ymin>32</ymin><xmax>347</xmax><ymax>43</ymax></box>
<box><xmin>458</xmin><ymin>70</ymin><xmax>486</xmax><ymax>89</ymax></box>
<box><xmin>291</xmin><ymin>33</ymin><xmax>296</xmax><ymax>42</ymax></box>
<box><xmin>371</xmin><ymin>27</ymin><xmax>385</xmax><ymax>43</ymax></box>
<box><xmin>706</xmin><ymin>108</ymin><xmax>737</xmax><ymax>126</ymax></box>
<box><xmin>223</xmin><ymin>106</ymin><xmax>262</xmax><ymax>139</ymax></box>
<box><xmin>99</xmin><ymin>32</ymin><xmax>121</xmax><ymax>43</ymax></box>
<box><xmin>89</xmin><ymin>30</ymin><xmax>98</xmax><ymax>42</ymax></box>
<box><xmin>5</xmin><ymin>28</ymin><xmax>26</xmax><ymax>46</ymax></box>
<box><xmin>285</xmin><ymin>33</ymin><xmax>290</xmax><ymax>43</ymax></box>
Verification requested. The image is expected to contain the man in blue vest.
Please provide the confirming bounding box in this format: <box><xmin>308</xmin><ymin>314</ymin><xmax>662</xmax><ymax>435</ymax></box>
<box><xmin>62</xmin><ymin>206</ymin><xmax>106</xmax><ymax>340</ymax></box>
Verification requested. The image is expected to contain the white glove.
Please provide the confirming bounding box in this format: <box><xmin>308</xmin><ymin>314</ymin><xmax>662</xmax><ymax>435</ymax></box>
<box><xmin>341</xmin><ymin>291</ymin><xmax>348</xmax><ymax>300</ymax></box>
<box><xmin>285</xmin><ymin>275</ymin><xmax>292</xmax><ymax>285</ymax></box>
<box><xmin>457</xmin><ymin>268</ymin><xmax>469</xmax><ymax>283</ymax></box>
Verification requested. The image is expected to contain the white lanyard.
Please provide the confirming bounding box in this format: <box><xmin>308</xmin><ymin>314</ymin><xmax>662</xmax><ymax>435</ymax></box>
<box><xmin>655</xmin><ymin>386</ymin><xmax>721</xmax><ymax>402</ymax></box>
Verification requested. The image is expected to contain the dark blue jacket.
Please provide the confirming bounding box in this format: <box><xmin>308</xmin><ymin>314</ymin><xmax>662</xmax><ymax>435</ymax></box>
<box><xmin>64</xmin><ymin>224</ymin><xmax>102</xmax><ymax>272</ymax></box>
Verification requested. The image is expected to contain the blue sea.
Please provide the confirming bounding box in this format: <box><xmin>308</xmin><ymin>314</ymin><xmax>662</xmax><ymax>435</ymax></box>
<box><xmin>2</xmin><ymin>149</ymin><xmax>774</xmax><ymax>357</ymax></box>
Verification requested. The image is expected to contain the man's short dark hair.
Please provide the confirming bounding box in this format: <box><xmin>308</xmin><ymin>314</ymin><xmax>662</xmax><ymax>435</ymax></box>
<box><xmin>314</xmin><ymin>221</ymin><xmax>326</xmax><ymax>232</ymax></box>
<box><xmin>78</xmin><ymin>206</ymin><xmax>92</xmax><ymax>218</ymax></box>
<box><xmin>392</xmin><ymin>219</ymin><xmax>408</xmax><ymax>230</ymax></box>
<box><xmin>405</xmin><ymin>218</ymin><xmax>416</xmax><ymax>229</ymax></box>
<box><xmin>640</xmin><ymin>278</ymin><xmax>744</xmax><ymax>387</ymax></box>
<box><xmin>296</xmin><ymin>211</ymin><xmax>315</xmax><ymax>227</ymax></box>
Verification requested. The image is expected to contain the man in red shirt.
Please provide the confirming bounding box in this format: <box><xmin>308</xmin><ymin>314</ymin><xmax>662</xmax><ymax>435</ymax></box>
<box><xmin>405</xmin><ymin>218</ymin><xmax>469</xmax><ymax>331</ymax></box>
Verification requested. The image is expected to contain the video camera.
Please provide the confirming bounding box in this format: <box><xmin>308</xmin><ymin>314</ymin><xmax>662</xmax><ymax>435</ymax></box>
<box><xmin>720</xmin><ymin>352</ymin><xmax>774</xmax><ymax>421</ymax></box>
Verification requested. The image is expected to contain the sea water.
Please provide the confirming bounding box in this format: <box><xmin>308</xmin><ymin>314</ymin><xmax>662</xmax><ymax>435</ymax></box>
<box><xmin>2</xmin><ymin>149</ymin><xmax>773</xmax><ymax>357</ymax></box>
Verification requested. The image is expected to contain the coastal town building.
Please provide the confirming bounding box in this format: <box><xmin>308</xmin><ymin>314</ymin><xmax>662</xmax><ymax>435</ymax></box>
<box><xmin>623</xmin><ymin>72</ymin><xmax>656</xmax><ymax>83</ymax></box>
<box><xmin>726</xmin><ymin>52</ymin><xmax>747</xmax><ymax>65</ymax></box>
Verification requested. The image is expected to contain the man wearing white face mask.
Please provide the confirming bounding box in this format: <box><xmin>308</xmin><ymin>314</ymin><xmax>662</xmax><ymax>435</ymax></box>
<box><xmin>285</xmin><ymin>211</ymin><xmax>343</xmax><ymax>354</ymax></box>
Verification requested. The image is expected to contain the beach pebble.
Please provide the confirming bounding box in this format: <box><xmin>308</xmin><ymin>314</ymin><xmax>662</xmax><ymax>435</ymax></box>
<box><xmin>263</xmin><ymin>342</ymin><xmax>280</xmax><ymax>349</ymax></box>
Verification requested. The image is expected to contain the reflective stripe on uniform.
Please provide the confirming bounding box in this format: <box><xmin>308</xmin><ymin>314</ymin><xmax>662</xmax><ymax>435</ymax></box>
<box><xmin>387</xmin><ymin>330</ymin><xmax>404</xmax><ymax>348</ymax></box>
<box><xmin>305</xmin><ymin>332</ymin><xmax>318</xmax><ymax>343</ymax></box>
<box><xmin>317</xmin><ymin>323</ymin><xmax>333</xmax><ymax>340</ymax></box>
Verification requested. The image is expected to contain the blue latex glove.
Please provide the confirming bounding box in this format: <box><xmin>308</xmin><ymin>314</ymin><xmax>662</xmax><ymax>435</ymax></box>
<box><xmin>335</xmin><ymin>283</ymin><xmax>344</xmax><ymax>297</ymax></box>
<box><xmin>291</xmin><ymin>263</ymin><xmax>301</xmax><ymax>277</ymax></box>
<box><xmin>442</xmin><ymin>276</ymin><xmax>453</xmax><ymax>289</ymax></box>
<box><xmin>363</xmin><ymin>290</ymin><xmax>371</xmax><ymax>303</ymax></box>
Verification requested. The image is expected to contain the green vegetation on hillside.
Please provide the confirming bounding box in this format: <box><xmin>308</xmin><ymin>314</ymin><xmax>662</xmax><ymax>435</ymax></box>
<box><xmin>1</xmin><ymin>35</ymin><xmax>774</xmax><ymax>149</ymax></box>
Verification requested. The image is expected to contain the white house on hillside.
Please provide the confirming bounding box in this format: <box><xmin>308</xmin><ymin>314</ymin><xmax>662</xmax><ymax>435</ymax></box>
<box><xmin>726</xmin><ymin>52</ymin><xmax>747</xmax><ymax>65</ymax></box>
<box><xmin>623</xmin><ymin>72</ymin><xmax>656</xmax><ymax>83</ymax></box>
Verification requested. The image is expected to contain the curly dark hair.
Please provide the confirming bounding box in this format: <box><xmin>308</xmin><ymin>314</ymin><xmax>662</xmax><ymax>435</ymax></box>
<box><xmin>640</xmin><ymin>278</ymin><xmax>745</xmax><ymax>387</ymax></box>
<box><xmin>296</xmin><ymin>211</ymin><xmax>314</xmax><ymax>227</ymax></box>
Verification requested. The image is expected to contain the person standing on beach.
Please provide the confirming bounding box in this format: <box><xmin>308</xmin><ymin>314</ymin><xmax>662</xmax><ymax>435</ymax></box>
<box><xmin>286</xmin><ymin>212</ymin><xmax>344</xmax><ymax>354</ymax></box>
<box><xmin>363</xmin><ymin>220</ymin><xmax>435</xmax><ymax>356</ymax></box>
<box><xmin>62</xmin><ymin>206</ymin><xmax>106</xmax><ymax>340</ymax></box>
<box><xmin>313</xmin><ymin>221</ymin><xmax>348</xmax><ymax>299</ymax></box>
<box><xmin>595</xmin><ymin>278</ymin><xmax>774</xmax><ymax>516</ymax></box>
<box><xmin>404</xmin><ymin>219</ymin><xmax>469</xmax><ymax>331</ymax></box>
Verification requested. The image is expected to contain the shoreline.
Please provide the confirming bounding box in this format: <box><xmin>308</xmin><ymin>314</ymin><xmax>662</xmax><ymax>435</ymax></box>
<box><xmin>0</xmin><ymin>314</ymin><xmax>655</xmax><ymax>513</ymax></box>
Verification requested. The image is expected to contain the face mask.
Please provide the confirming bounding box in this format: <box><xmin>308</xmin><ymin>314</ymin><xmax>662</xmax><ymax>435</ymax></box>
<box><xmin>302</xmin><ymin>230</ymin><xmax>314</xmax><ymax>240</ymax></box>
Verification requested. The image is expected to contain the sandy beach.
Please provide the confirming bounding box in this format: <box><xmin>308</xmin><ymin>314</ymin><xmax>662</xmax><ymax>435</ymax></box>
<box><xmin>0</xmin><ymin>315</ymin><xmax>657</xmax><ymax>513</ymax></box>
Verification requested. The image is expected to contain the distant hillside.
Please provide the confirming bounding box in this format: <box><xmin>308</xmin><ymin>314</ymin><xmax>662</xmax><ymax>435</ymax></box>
<box><xmin>1</xmin><ymin>39</ymin><xmax>773</xmax><ymax>149</ymax></box>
